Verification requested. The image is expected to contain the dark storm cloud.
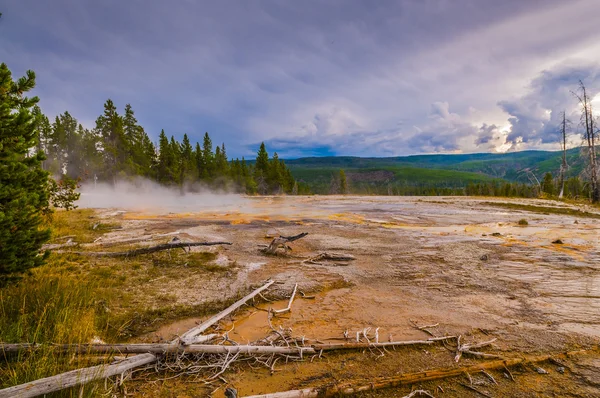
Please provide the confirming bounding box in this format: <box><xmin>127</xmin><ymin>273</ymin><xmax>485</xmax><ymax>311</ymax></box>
<box><xmin>1</xmin><ymin>0</ymin><xmax>598</xmax><ymax>157</ymax></box>
<box><xmin>499</xmin><ymin>63</ymin><xmax>600</xmax><ymax>148</ymax></box>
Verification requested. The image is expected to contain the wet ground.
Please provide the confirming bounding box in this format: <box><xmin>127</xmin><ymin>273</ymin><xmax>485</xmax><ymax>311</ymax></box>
<box><xmin>93</xmin><ymin>196</ymin><xmax>600</xmax><ymax>397</ymax></box>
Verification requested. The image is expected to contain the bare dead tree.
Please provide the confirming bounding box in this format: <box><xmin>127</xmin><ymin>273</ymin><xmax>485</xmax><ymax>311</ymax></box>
<box><xmin>558</xmin><ymin>111</ymin><xmax>569</xmax><ymax>199</ymax></box>
<box><xmin>573</xmin><ymin>81</ymin><xmax>599</xmax><ymax>203</ymax></box>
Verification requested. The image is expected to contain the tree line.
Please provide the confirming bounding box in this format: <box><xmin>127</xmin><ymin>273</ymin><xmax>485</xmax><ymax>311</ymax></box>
<box><xmin>34</xmin><ymin>100</ymin><xmax>309</xmax><ymax>195</ymax></box>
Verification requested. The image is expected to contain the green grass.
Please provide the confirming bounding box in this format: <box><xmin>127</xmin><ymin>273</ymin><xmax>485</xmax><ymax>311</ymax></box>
<box><xmin>482</xmin><ymin>202</ymin><xmax>600</xmax><ymax>219</ymax></box>
<box><xmin>0</xmin><ymin>210</ymin><xmax>244</xmax><ymax>395</ymax></box>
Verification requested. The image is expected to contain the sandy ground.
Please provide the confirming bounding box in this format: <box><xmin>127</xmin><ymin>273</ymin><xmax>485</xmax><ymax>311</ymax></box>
<box><xmin>92</xmin><ymin>196</ymin><xmax>600</xmax><ymax>397</ymax></box>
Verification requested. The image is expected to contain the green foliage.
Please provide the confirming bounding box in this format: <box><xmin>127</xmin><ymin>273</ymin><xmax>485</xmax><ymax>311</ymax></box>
<box><xmin>542</xmin><ymin>172</ymin><xmax>555</xmax><ymax>196</ymax></box>
<box><xmin>0</xmin><ymin>63</ymin><xmax>51</xmax><ymax>281</ymax></box>
<box><xmin>339</xmin><ymin>169</ymin><xmax>348</xmax><ymax>194</ymax></box>
<box><xmin>518</xmin><ymin>219</ymin><xmax>529</xmax><ymax>226</ymax></box>
<box><xmin>48</xmin><ymin>176</ymin><xmax>81</xmax><ymax>211</ymax></box>
<box><xmin>29</xmin><ymin>96</ymin><xmax>303</xmax><ymax>194</ymax></box>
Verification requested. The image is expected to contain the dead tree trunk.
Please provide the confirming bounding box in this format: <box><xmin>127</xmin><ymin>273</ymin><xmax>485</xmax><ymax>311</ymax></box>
<box><xmin>242</xmin><ymin>348</ymin><xmax>596</xmax><ymax>398</ymax></box>
<box><xmin>0</xmin><ymin>354</ymin><xmax>156</xmax><ymax>398</ymax></box>
<box><xmin>263</xmin><ymin>233</ymin><xmax>308</xmax><ymax>255</ymax></box>
<box><xmin>559</xmin><ymin>111</ymin><xmax>568</xmax><ymax>199</ymax></box>
<box><xmin>575</xmin><ymin>81</ymin><xmax>599</xmax><ymax>203</ymax></box>
<box><xmin>74</xmin><ymin>241</ymin><xmax>232</xmax><ymax>257</ymax></box>
<box><xmin>0</xmin><ymin>280</ymin><xmax>275</xmax><ymax>397</ymax></box>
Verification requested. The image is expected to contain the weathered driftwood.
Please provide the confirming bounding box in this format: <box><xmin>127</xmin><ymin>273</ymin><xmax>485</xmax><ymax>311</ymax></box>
<box><xmin>87</xmin><ymin>231</ymin><xmax>182</xmax><ymax>248</ymax></box>
<box><xmin>0</xmin><ymin>336</ymin><xmax>456</xmax><ymax>356</ymax></box>
<box><xmin>242</xmin><ymin>348</ymin><xmax>597</xmax><ymax>398</ymax></box>
<box><xmin>42</xmin><ymin>239</ymin><xmax>78</xmax><ymax>250</ymax></box>
<box><xmin>0</xmin><ymin>353</ymin><xmax>156</xmax><ymax>398</ymax></box>
<box><xmin>263</xmin><ymin>233</ymin><xmax>308</xmax><ymax>255</ymax></box>
<box><xmin>455</xmin><ymin>336</ymin><xmax>498</xmax><ymax>362</ymax></box>
<box><xmin>312</xmin><ymin>336</ymin><xmax>456</xmax><ymax>352</ymax></box>
<box><xmin>304</xmin><ymin>252</ymin><xmax>356</xmax><ymax>265</ymax></box>
<box><xmin>179</xmin><ymin>280</ymin><xmax>275</xmax><ymax>345</ymax></box>
<box><xmin>73</xmin><ymin>241</ymin><xmax>232</xmax><ymax>257</ymax></box>
<box><xmin>0</xmin><ymin>343</ymin><xmax>315</xmax><ymax>356</ymax></box>
<box><xmin>270</xmin><ymin>283</ymin><xmax>298</xmax><ymax>315</ymax></box>
<box><xmin>0</xmin><ymin>280</ymin><xmax>275</xmax><ymax>397</ymax></box>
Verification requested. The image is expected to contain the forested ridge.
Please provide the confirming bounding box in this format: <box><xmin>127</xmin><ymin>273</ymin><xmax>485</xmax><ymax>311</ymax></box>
<box><xmin>34</xmin><ymin>100</ymin><xmax>309</xmax><ymax>195</ymax></box>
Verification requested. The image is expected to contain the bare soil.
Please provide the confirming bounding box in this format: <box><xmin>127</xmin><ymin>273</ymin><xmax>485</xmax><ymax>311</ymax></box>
<box><xmin>90</xmin><ymin>196</ymin><xmax>600</xmax><ymax>397</ymax></box>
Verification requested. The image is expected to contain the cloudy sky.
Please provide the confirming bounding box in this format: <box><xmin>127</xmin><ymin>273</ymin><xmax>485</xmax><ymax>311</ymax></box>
<box><xmin>2</xmin><ymin>0</ymin><xmax>600</xmax><ymax>158</ymax></box>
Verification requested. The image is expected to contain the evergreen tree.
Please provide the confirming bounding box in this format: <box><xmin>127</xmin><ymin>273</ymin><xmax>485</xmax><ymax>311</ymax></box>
<box><xmin>0</xmin><ymin>64</ymin><xmax>51</xmax><ymax>280</ymax></box>
<box><xmin>542</xmin><ymin>172</ymin><xmax>555</xmax><ymax>196</ymax></box>
<box><xmin>254</xmin><ymin>143</ymin><xmax>269</xmax><ymax>194</ymax></box>
<box><xmin>268</xmin><ymin>152</ymin><xmax>283</xmax><ymax>193</ymax></box>
<box><xmin>339</xmin><ymin>169</ymin><xmax>348</xmax><ymax>194</ymax></box>
<box><xmin>157</xmin><ymin>130</ymin><xmax>174</xmax><ymax>184</ymax></box>
<box><xmin>215</xmin><ymin>143</ymin><xmax>229</xmax><ymax>177</ymax></box>
<box><xmin>255</xmin><ymin>142</ymin><xmax>269</xmax><ymax>176</ymax></box>
<box><xmin>95</xmin><ymin>99</ymin><xmax>126</xmax><ymax>184</ymax></box>
<box><xmin>180</xmin><ymin>133</ymin><xmax>195</xmax><ymax>183</ymax></box>
<box><xmin>194</xmin><ymin>142</ymin><xmax>204</xmax><ymax>180</ymax></box>
<box><xmin>202</xmin><ymin>132</ymin><xmax>214</xmax><ymax>179</ymax></box>
<box><xmin>169</xmin><ymin>136</ymin><xmax>181</xmax><ymax>185</ymax></box>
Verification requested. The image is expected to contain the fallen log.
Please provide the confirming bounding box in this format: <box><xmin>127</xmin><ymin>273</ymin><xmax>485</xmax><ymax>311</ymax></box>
<box><xmin>263</xmin><ymin>233</ymin><xmax>308</xmax><ymax>255</ymax></box>
<box><xmin>0</xmin><ymin>343</ymin><xmax>315</xmax><ymax>356</ymax></box>
<box><xmin>42</xmin><ymin>239</ymin><xmax>77</xmax><ymax>250</ymax></box>
<box><xmin>242</xmin><ymin>348</ymin><xmax>598</xmax><ymax>397</ymax></box>
<box><xmin>71</xmin><ymin>241</ymin><xmax>232</xmax><ymax>257</ymax></box>
<box><xmin>0</xmin><ymin>353</ymin><xmax>156</xmax><ymax>398</ymax></box>
<box><xmin>312</xmin><ymin>336</ymin><xmax>456</xmax><ymax>352</ymax></box>
<box><xmin>304</xmin><ymin>252</ymin><xmax>356</xmax><ymax>265</ymax></box>
<box><xmin>0</xmin><ymin>280</ymin><xmax>275</xmax><ymax>397</ymax></box>
<box><xmin>179</xmin><ymin>280</ymin><xmax>275</xmax><ymax>345</ymax></box>
<box><xmin>0</xmin><ymin>336</ymin><xmax>456</xmax><ymax>356</ymax></box>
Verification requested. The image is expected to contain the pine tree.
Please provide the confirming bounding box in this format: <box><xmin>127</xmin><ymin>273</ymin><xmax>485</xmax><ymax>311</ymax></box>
<box><xmin>0</xmin><ymin>64</ymin><xmax>51</xmax><ymax>281</ymax></box>
<box><xmin>268</xmin><ymin>152</ymin><xmax>283</xmax><ymax>193</ymax></box>
<box><xmin>194</xmin><ymin>142</ymin><xmax>204</xmax><ymax>180</ymax></box>
<box><xmin>542</xmin><ymin>172</ymin><xmax>555</xmax><ymax>196</ymax></box>
<box><xmin>180</xmin><ymin>133</ymin><xmax>195</xmax><ymax>184</ymax></box>
<box><xmin>202</xmin><ymin>132</ymin><xmax>214</xmax><ymax>179</ymax></box>
<box><xmin>157</xmin><ymin>130</ymin><xmax>173</xmax><ymax>184</ymax></box>
<box><xmin>254</xmin><ymin>143</ymin><xmax>269</xmax><ymax>194</ymax></box>
<box><xmin>95</xmin><ymin>99</ymin><xmax>126</xmax><ymax>184</ymax></box>
<box><xmin>339</xmin><ymin>169</ymin><xmax>348</xmax><ymax>194</ymax></box>
<box><xmin>169</xmin><ymin>136</ymin><xmax>181</xmax><ymax>185</ymax></box>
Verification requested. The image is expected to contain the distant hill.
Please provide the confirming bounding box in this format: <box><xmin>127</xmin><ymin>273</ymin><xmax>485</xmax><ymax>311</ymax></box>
<box><xmin>285</xmin><ymin>147</ymin><xmax>588</xmax><ymax>194</ymax></box>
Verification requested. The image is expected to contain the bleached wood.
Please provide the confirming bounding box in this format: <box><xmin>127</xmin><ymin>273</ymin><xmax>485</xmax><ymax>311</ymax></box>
<box><xmin>0</xmin><ymin>281</ymin><xmax>275</xmax><ymax>397</ymax></box>
<box><xmin>179</xmin><ymin>280</ymin><xmax>275</xmax><ymax>345</ymax></box>
<box><xmin>0</xmin><ymin>353</ymin><xmax>156</xmax><ymax>398</ymax></box>
<box><xmin>270</xmin><ymin>283</ymin><xmax>298</xmax><ymax>315</ymax></box>
<box><xmin>5</xmin><ymin>343</ymin><xmax>315</xmax><ymax>356</ymax></box>
<box><xmin>74</xmin><ymin>241</ymin><xmax>232</xmax><ymax>257</ymax></box>
<box><xmin>242</xmin><ymin>348</ymin><xmax>596</xmax><ymax>397</ymax></box>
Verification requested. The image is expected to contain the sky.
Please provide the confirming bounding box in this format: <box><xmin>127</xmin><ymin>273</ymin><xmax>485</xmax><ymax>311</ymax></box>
<box><xmin>2</xmin><ymin>0</ymin><xmax>600</xmax><ymax>159</ymax></box>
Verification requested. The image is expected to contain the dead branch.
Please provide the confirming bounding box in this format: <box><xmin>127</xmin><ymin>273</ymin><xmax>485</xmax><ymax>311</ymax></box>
<box><xmin>303</xmin><ymin>252</ymin><xmax>355</xmax><ymax>266</ymax></box>
<box><xmin>455</xmin><ymin>337</ymin><xmax>499</xmax><ymax>362</ymax></box>
<box><xmin>71</xmin><ymin>241</ymin><xmax>232</xmax><ymax>257</ymax></box>
<box><xmin>42</xmin><ymin>238</ymin><xmax>77</xmax><ymax>250</ymax></box>
<box><xmin>7</xmin><ymin>343</ymin><xmax>315</xmax><ymax>356</ymax></box>
<box><xmin>270</xmin><ymin>283</ymin><xmax>298</xmax><ymax>315</ymax></box>
<box><xmin>241</xmin><ymin>348</ymin><xmax>597</xmax><ymax>398</ymax></box>
<box><xmin>0</xmin><ymin>280</ymin><xmax>275</xmax><ymax>397</ymax></box>
<box><xmin>262</xmin><ymin>233</ymin><xmax>308</xmax><ymax>255</ymax></box>
<box><xmin>178</xmin><ymin>280</ymin><xmax>275</xmax><ymax>345</ymax></box>
<box><xmin>458</xmin><ymin>382</ymin><xmax>492</xmax><ymax>398</ymax></box>
<box><xmin>312</xmin><ymin>336</ymin><xmax>455</xmax><ymax>352</ymax></box>
<box><xmin>0</xmin><ymin>354</ymin><xmax>156</xmax><ymax>398</ymax></box>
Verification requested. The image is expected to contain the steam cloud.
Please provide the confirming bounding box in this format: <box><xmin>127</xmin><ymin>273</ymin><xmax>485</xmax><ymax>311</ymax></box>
<box><xmin>77</xmin><ymin>178</ymin><xmax>251</xmax><ymax>213</ymax></box>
